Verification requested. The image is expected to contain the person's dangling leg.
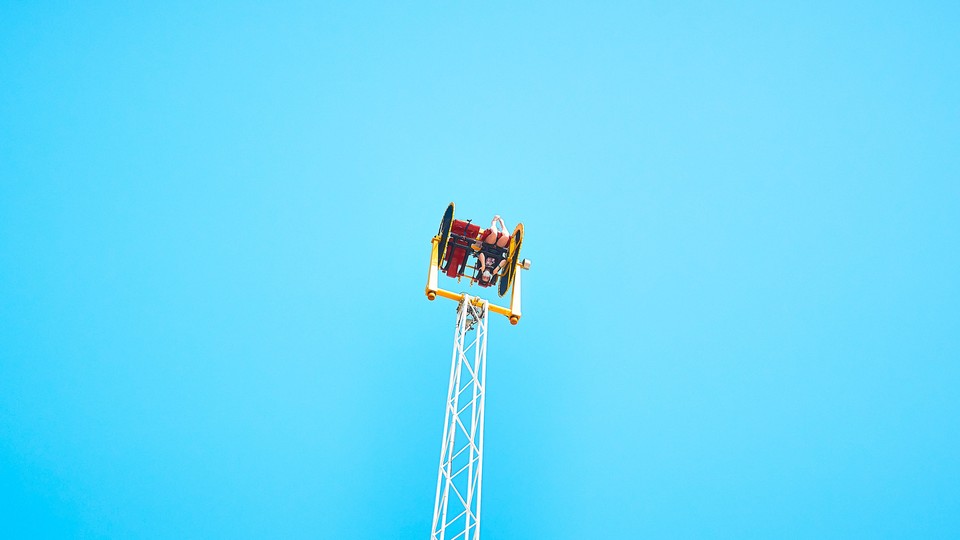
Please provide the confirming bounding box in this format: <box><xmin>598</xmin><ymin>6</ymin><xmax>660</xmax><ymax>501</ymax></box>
<box><xmin>492</xmin><ymin>216</ymin><xmax>510</xmax><ymax>247</ymax></box>
<box><xmin>481</xmin><ymin>215</ymin><xmax>500</xmax><ymax>245</ymax></box>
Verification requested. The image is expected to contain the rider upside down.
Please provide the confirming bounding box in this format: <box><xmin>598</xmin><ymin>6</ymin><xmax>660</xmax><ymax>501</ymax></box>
<box><xmin>473</xmin><ymin>215</ymin><xmax>510</xmax><ymax>287</ymax></box>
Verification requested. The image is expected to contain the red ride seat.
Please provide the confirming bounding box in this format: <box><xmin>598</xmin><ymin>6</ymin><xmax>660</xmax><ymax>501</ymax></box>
<box><xmin>444</xmin><ymin>220</ymin><xmax>482</xmax><ymax>278</ymax></box>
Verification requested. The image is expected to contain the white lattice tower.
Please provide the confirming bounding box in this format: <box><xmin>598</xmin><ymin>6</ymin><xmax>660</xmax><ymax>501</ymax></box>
<box><xmin>430</xmin><ymin>295</ymin><xmax>489</xmax><ymax>540</ymax></box>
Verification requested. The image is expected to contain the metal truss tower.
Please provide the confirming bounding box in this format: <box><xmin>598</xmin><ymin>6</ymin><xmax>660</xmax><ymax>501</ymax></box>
<box><xmin>425</xmin><ymin>203</ymin><xmax>530</xmax><ymax>540</ymax></box>
<box><xmin>430</xmin><ymin>296</ymin><xmax>489</xmax><ymax>540</ymax></box>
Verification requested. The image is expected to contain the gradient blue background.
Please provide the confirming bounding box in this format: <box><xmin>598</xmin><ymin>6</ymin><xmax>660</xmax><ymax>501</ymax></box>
<box><xmin>2</xmin><ymin>2</ymin><xmax>958</xmax><ymax>538</ymax></box>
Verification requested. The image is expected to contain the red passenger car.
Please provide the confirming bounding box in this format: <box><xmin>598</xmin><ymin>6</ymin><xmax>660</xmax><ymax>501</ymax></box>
<box><xmin>435</xmin><ymin>203</ymin><xmax>524</xmax><ymax>298</ymax></box>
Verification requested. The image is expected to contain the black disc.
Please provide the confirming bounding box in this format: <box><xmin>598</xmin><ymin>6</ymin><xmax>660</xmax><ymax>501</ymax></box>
<box><xmin>498</xmin><ymin>223</ymin><xmax>523</xmax><ymax>297</ymax></box>
<box><xmin>437</xmin><ymin>203</ymin><xmax>454</xmax><ymax>267</ymax></box>
<box><xmin>497</xmin><ymin>261</ymin><xmax>510</xmax><ymax>296</ymax></box>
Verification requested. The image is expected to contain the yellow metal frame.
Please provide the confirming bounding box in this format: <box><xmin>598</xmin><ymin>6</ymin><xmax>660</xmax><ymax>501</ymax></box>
<box><xmin>425</xmin><ymin>236</ymin><xmax>524</xmax><ymax>325</ymax></box>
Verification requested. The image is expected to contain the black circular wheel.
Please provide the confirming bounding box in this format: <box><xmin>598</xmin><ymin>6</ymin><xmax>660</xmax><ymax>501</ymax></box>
<box><xmin>437</xmin><ymin>203</ymin><xmax>455</xmax><ymax>267</ymax></box>
<box><xmin>497</xmin><ymin>260</ymin><xmax>510</xmax><ymax>297</ymax></box>
<box><xmin>498</xmin><ymin>223</ymin><xmax>523</xmax><ymax>297</ymax></box>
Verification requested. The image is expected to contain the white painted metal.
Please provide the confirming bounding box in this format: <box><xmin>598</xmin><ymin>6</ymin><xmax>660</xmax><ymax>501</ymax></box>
<box><xmin>431</xmin><ymin>295</ymin><xmax>489</xmax><ymax>540</ymax></box>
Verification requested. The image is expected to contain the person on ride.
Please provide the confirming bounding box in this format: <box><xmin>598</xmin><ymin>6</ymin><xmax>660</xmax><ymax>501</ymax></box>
<box><xmin>473</xmin><ymin>215</ymin><xmax>510</xmax><ymax>286</ymax></box>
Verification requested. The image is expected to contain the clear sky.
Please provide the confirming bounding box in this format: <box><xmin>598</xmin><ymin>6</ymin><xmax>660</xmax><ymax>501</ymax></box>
<box><xmin>2</xmin><ymin>2</ymin><xmax>958</xmax><ymax>538</ymax></box>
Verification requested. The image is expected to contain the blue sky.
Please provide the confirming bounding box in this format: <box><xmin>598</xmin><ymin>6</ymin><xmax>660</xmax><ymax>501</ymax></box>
<box><xmin>1</xmin><ymin>2</ymin><xmax>958</xmax><ymax>538</ymax></box>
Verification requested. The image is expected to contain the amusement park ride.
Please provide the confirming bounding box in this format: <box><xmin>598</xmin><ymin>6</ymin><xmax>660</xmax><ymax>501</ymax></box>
<box><xmin>424</xmin><ymin>203</ymin><xmax>531</xmax><ymax>540</ymax></box>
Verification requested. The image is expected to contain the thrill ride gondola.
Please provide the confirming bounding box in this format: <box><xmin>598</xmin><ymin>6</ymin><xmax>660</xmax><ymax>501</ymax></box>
<box><xmin>425</xmin><ymin>202</ymin><xmax>531</xmax><ymax>324</ymax></box>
